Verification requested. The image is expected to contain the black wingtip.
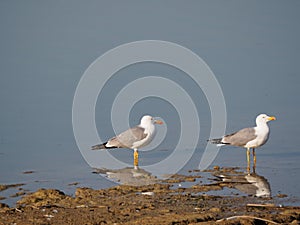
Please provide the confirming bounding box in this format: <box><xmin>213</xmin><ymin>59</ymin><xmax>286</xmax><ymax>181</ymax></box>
<box><xmin>91</xmin><ymin>142</ymin><xmax>107</xmax><ymax>150</ymax></box>
<box><xmin>208</xmin><ymin>138</ymin><xmax>223</xmax><ymax>144</ymax></box>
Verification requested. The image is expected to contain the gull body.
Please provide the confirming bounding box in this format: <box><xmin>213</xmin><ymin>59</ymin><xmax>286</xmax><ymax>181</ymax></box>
<box><xmin>209</xmin><ymin>114</ymin><xmax>276</xmax><ymax>172</ymax></box>
<box><xmin>92</xmin><ymin>115</ymin><xmax>163</xmax><ymax>167</ymax></box>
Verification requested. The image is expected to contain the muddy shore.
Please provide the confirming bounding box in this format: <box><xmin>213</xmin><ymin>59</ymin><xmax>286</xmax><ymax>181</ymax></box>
<box><xmin>1</xmin><ymin>168</ymin><xmax>299</xmax><ymax>225</ymax></box>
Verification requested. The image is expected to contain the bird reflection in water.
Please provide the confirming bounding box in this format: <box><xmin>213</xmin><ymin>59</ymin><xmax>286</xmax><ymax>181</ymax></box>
<box><xmin>213</xmin><ymin>169</ymin><xmax>271</xmax><ymax>198</ymax></box>
<box><xmin>93</xmin><ymin>166</ymin><xmax>158</xmax><ymax>186</ymax></box>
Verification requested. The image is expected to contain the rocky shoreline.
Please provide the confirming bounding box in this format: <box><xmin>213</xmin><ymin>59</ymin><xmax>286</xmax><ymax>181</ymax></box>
<box><xmin>1</xmin><ymin>167</ymin><xmax>299</xmax><ymax>224</ymax></box>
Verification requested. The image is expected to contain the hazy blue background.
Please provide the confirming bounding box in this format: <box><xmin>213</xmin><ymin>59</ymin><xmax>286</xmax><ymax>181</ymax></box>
<box><xmin>0</xmin><ymin>1</ymin><xmax>299</xmax><ymax>205</ymax></box>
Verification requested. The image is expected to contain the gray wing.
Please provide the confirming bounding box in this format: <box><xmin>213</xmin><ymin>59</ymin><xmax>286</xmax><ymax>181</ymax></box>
<box><xmin>107</xmin><ymin>126</ymin><xmax>147</xmax><ymax>148</ymax></box>
<box><xmin>222</xmin><ymin>127</ymin><xmax>257</xmax><ymax>147</ymax></box>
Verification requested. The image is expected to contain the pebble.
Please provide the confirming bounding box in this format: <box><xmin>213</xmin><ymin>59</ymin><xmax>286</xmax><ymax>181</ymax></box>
<box><xmin>141</xmin><ymin>192</ymin><xmax>154</xmax><ymax>196</ymax></box>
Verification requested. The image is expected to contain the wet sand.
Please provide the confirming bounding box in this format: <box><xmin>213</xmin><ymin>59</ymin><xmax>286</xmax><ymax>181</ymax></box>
<box><xmin>1</xmin><ymin>167</ymin><xmax>299</xmax><ymax>225</ymax></box>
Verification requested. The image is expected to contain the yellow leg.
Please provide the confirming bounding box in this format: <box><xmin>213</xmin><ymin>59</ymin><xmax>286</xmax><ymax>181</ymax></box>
<box><xmin>246</xmin><ymin>148</ymin><xmax>250</xmax><ymax>174</ymax></box>
<box><xmin>252</xmin><ymin>148</ymin><xmax>256</xmax><ymax>173</ymax></box>
<box><xmin>134</xmin><ymin>149</ymin><xmax>139</xmax><ymax>167</ymax></box>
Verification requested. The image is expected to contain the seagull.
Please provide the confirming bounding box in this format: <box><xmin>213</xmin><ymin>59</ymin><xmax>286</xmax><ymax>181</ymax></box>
<box><xmin>92</xmin><ymin>115</ymin><xmax>163</xmax><ymax>167</ymax></box>
<box><xmin>208</xmin><ymin>114</ymin><xmax>276</xmax><ymax>171</ymax></box>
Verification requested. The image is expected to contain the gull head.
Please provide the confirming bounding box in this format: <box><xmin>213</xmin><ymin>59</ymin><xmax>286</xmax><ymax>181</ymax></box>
<box><xmin>256</xmin><ymin>113</ymin><xmax>276</xmax><ymax>125</ymax></box>
<box><xmin>140</xmin><ymin>115</ymin><xmax>163</xmax><ymax>127</ymax></box>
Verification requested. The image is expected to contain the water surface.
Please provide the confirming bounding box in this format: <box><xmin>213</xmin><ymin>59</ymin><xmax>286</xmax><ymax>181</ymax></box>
<box><xmin>0</xmin><ymin>1</ymin><xmax>299</xmax><ymax>206</ymax></box>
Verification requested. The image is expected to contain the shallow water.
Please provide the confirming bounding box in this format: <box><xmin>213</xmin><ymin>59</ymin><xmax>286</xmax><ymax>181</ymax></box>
<box><xmin>1</xmin><ymin>1</ymin><xmax>300</xmax><ymax>207</ymax></box>
<box><xmin>1</xmin><ymin>147</ymin><xmax>299</xmax><ymax>207</ymax></box>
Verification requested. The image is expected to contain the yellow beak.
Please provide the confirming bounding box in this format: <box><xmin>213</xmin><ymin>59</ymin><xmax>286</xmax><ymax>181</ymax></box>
<box><xmin>268</xmin><ymin>116</ymin><xmax>276</xmax><ymax>121</ymax></box>
<box><xmin>154</xmin><ymin>120</ymin><xmax>163</xmax><ymax>125</ymax></box>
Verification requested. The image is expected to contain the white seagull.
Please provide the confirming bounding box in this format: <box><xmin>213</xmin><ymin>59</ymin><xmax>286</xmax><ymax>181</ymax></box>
<box><xmin>92</xmin><ymin>115</ymin><xmax>163</xmax><ymax>167</ymax></box>
<box><xmin>208</xmin><ymin>114</ymin><xmax>276</xmax><ymax>170</ymax></box>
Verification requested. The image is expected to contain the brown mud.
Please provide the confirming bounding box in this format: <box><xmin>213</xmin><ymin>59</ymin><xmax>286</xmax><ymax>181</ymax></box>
<box><xmin>1</xmin><ymin>167</ymin><xmax>299</xmax><ymax>225</ymax></box>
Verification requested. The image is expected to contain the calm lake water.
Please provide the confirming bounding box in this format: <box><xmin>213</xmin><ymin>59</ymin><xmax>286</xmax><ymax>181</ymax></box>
<box><xmin>0</xmin><ymin>1</ymin><xmax>300</xmax><ymax>206</ymax></box>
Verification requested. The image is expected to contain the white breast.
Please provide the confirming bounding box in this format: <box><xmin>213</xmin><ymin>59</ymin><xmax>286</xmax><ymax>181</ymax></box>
<box><xmin>132</xmin><ymin>124</ymin><xmax>156</xmax><ymax>149</ymax></box>
<box><xmin>245</xmin><ymin>126</ymin><xmax>269</xmax><ymax>148</ymax></box>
